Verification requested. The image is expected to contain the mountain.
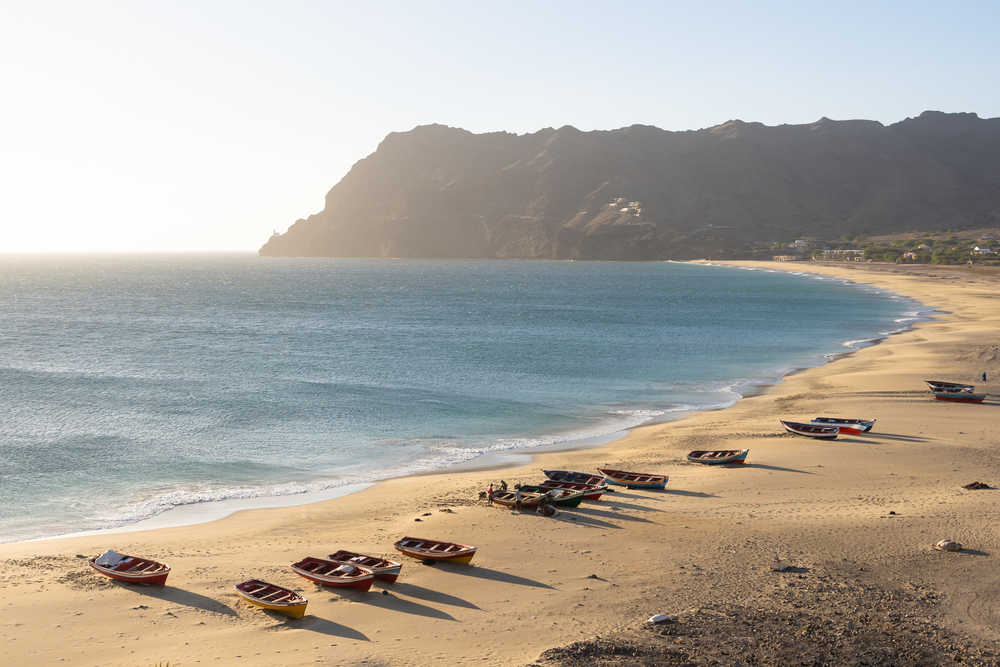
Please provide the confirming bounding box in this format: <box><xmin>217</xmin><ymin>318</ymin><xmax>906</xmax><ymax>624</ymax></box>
<box><xmin>259</xmin><ymin>111</ymin><xmax>1000</xmax><ymax>260</ymax></box>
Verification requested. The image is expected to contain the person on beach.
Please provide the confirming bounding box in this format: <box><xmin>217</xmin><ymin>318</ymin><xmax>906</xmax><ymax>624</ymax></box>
<box><xmin>983</xmin><ymin>371</ymin><xmax>988</xmax><ymax>382</ymax></box>
<box><xmin>499</xmin><ymin>479</ymin><xmax>508</xmax><ymax>491</ymax></box>
<box><xmin>487</xmin><ymin>483</ymin><xmax>494</xmax><ymax>504</ymax></box>
<box><xmin>514</xmin><ymin>487</ymin><xmax>522</xmax><ymax>510</ymax></box>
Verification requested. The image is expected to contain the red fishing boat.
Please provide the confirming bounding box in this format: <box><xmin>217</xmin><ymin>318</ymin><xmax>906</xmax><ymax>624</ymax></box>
<box><xmin>780</xmin><ymin>420</ymin><xmax>839</xmax><ymax>439</ymax></box>
<box><xmin>89</xmin><ymin>550</ymin><xmax>170</xmax><ymax>586</ymax></box>
<box><xmin>933</xmin><ymin>390</ymin><xmax>985</xmax><ymax>403</ymax></box>
<box><xmin>810</xmin><ymin>417</ymin><xmax>876</xmax><ymax>435</ymax></box>
<box><xmin>538</xmin><ymin>479</ymin><xmax>606</xmax><ymax>501</ymax></box>
<box><xmin>394</xmin><ymin>537</ymin><xmax>477</xmax><ymax>564</ymax></box>
<box><xmin>542</xmin><ymin>469</ymin><xmax>607</xmax><ymax>486</ymax></box>
<box><xmin>290</xmin><ymin>556</ymin><xmax>375</xmax><ymax>591</ymax></box>
<box><xmin>598</xmin><ymin>468</ymin><xmax>668</xmax><ymax>489</ymax></box>
<box><xmin>234</xmin><ymin>579</ymin><xmax>308</xmax><ymax>618</ymax></box>
<box><xmin>328</xmin><ymin>550</ymin><xmax>403</xmax><ymax>583</ymax></box>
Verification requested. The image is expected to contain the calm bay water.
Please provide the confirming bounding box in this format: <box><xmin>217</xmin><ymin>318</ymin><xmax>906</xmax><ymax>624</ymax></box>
<box><xmin>0</xmin><ymin>256</ymin><xmax>927</xmax><ymax>542</ymax></box>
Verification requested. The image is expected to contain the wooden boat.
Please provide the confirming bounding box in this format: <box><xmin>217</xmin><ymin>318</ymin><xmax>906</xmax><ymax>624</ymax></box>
<box><xmin>328</xmin><ymin>550</ymin><xmax>402</xmax><ymax>583</ymax></box>
<box><xmin>780</xmin><ymin>420</ymin><xmax>839</xmax><ymax>439</ymax></box>
<box><xmin>542</xmin><ymin>469</ymin><xmax>607</xmax><ymax>486</ymax></box>
<box><xmin>490</xmin><ymin>489</ymin><xmax>545</xmax><ymax>508</ymax></box>
<box><xmin>538</xmin><ymin>479</ymin><xmax>606</xmax><ymax>501</ymax></box>
<box><xmin>88</xmin><ymin>550</ymin><xmax>170</xmax><ymax>586</ymax></box>
<box><xmin>687</xmin><ymin>449</ymin><xmax>749</xmax><ymax>465</ymax></box>
<box><xmin>290</xmin><ymin>556</ymin><xmax>375</xmax><ymax>591</ymax></box>
<box><xmin>394</xmin><ymin>537</ymin><xmax>477</xmax><ymax>564</ymax></box>
<box><xmin>933</xmin><ymin>390</ymin><xmax>986</xmax><ymax>403</ymax></box>
<box><xmin>598</xmin><ymin>468</ymin><xmax>667</xmax><ymax>489</ymax></box>
<box><xmin>234</xmin><ymin>579</ymin><xmax>308</xmax><ymax>619</ymax></box>
<box><xmin>810</xmin><ymin>417</ymin><xmax>876</xmax><ymax>435</ymax></box>
<box><xmin>514</xmin><ymin>485</ymin><xmax>584</xmax><ymax>507</ymax></box>
<box><xmin>925</xmin><ymin>380</ymin><xmax>974</xmax><ymax>393</ymax></box>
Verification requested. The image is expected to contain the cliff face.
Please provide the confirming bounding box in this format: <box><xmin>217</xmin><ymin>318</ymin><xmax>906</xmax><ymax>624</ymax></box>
<box><xmin>259</xmin><ymin>112</ymin><xmax>1000</xmax><ymax>259</ymax></box>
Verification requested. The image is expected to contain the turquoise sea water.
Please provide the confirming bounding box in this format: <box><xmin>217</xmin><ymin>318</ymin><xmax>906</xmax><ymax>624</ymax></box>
<box><xmin>0</xmin><ymin>256</ymin><xmax>928</xmax><ymax>542</ymax></box>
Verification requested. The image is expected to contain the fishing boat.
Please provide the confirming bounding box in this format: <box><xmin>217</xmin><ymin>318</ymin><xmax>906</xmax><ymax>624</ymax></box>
<box><xmin>88</xmin><ymin>550</ymin><xmax>170</xmax><ymax>586</ymax></box>
<box><xmin>810</xmin><ymin>417</ymin><xmax>876</xmax><ymax>435</ymax></box>
<box><xmin>542</xmin><ymin>469</ymin><xmax>607</xmax><ymax>486</ymax></box>
<box><xmin>290</xmin><ymin>556</ymin><xmax>375</xmax><ymax>591</ymax></box>
<box><xmin>780</xmin><ymin>420</ymin><xmax>839</xmax><ymax>439</ymax></box>
<box><xmin>328</xmin><ymin>550</ymin><xmax>403</xmax><ymax>583</ymax></box>
<box><xmin>686</xmin><ymin>449</ymin><xmax>749</xmax><ymax>465</ymax></box>
<box><xmin>925</xmin><ymin>380</ymin><xmax>975</xmax><ymax>393</ymax></box>
<box><xmin>394</xmin><ymin>537</ymin><xmax>477</xmax><ymax>564</ymax></box>
<box><xmin>490</xmin><ymin>489</ymin><xmax>545</xmax><ymax>509</ymax></box>
<box><xmin>514</xmin><ymin>485</ymin><xmax>584</xmax><ymax>507</ymax></box>
<box><xmin>933</xmin><ymin>390</ymin><xmax>986</xmax><ymax>403</ymax></box>
<box><xmin>234</xmin><ymin>579</ymin><xmax>308</xmax><ymax>619</ymax></box>
<box><xmin>598</xmin><ymin>468</ymin><xmax>668</xmax><ymax>489</ymax></box>
<box><xmin>538</xmin><ymin>479</ymin><xmax>606</xmax><ymax>501</ymax></box>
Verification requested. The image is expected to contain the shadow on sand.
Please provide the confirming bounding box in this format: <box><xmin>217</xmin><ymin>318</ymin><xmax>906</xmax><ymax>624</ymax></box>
<box><xmin>865</xmin><ymin>432</ymin><xmax>929</xmax><ymax>442</ymax></box>
<box><xmin>345</xmin><ymin>590</ymin><xmax>458</xmax><ymax>621</ymax></box>
<box><xmin>381</xmin><ymin>581</ymin><xmax>480</xmax><ymax>609</ymax></box>
<box><xmin>959</xmin><ymin>549</ymin><xmax>991</xmax><ymax>557</ymax></box>
<box><xmin>279</xmin><ymin>614</ymin><xmax>370</xmax><ymax>640</ymax></box>
<box><xmin>568</xmin><ymin>505</ymin><xmax>658</xmax><ymax>524</ymax></box>
<box><xmin>120</xmin><ymin>584</ymin><xmax>237</xmax><ymax>616</ymax></box>
<box><xmin>603</xmin><ymin>489</ymin><xmax>665</xmax><ymax>501</ymax></box>
<box><xmin>663</xmin><ymin>488</ymin><xmax>717</xmax><ymax>498</ymax></box>
<box><xmin>743</xmin><ymin>463</ymin><xmax>814</xmax><ymax>474</ymax></box>
<box><xmin>600</xmin><ymin>499</ymin><xmax>664</xmax><ymax>512</ymax></box>
<box><xmin>439</xmin><ymin>565</ymin><xmax>554</xmax><ymax>589</ymax></box>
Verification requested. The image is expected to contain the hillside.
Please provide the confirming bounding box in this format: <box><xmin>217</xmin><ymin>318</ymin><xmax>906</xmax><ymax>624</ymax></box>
<box><xmin>259</xmin><ymin>111</ymin><xmax>1000</xmax><ymax>260</ymax></box>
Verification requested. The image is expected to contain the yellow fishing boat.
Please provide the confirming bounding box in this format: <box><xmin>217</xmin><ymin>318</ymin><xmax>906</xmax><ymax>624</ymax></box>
<box><xmin>234</xmin><ymin>579</ymin><xmax>307</xmax><ymax>619</ymax></box>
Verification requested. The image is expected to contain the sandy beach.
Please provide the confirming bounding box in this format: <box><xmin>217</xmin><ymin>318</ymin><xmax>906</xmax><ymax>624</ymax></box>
<box><xmin>4</xmin><ymin>261</ymin><xmax>1000</xmax><ymax>666</ymax></box>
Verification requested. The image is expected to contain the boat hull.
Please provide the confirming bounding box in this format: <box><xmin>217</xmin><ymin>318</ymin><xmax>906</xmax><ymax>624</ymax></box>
<box><xmin>234</xmin><ymin>580</ymin><xmax>307</xmax><ymax>619</ymax></box>
<box><xmin>291</xmin><ymin>558</ymin><xmax>375</xmax><ymax>591</ymax></box>
<box><xmin>934</xmin><ymin>392</ymin><xmax>985</xmax><ymax>403</ymax></box>
<box><xmin>393</xmin><ymin>538</ymin><xmax>477</xmax><ymax>565</ymax></box>
<box><xmin>538</xmin><ymin>480</ymin><xmax>606</xmax><ymax>500</ymax></box>
<box><xmin>598</xmin><ymin>469</ymin><xmax>668</xmax><ymax>489</ymax></box>
<box><xmin>687</xmin><ymin>450</ymin><xmax>748</xmax><ymax>465</ymax></box>
<box><xmin>327</xmin><ymin>551</ymin><xmax>402</xmax><ymax>583</ymax></box>
<box><xmin>89</xmin><ymin>557</ymin><xmax>170</xmax><ymax>586</ymax></box>
<box><xmin>780</xmin><ymin>420</ymin><xmax>839</xmax><ymax>439</ymax></box>
<box><xmin>542</xmin><ymin>470</ymin><xmax>607</xmax><ymax>486</ymax></box>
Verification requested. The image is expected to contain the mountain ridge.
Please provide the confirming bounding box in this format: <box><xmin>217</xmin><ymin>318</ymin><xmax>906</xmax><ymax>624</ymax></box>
<box><xmin>260</xmin><ymin>111</ymin><xmax>1000</xmax><ymax>260</ymax></box>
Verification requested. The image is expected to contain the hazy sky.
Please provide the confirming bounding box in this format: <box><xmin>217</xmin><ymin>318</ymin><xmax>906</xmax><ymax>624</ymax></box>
<box><xmin>2</xmin><ymin>1</ymin><xmax>998</xmax><ymax>252</ymax></box>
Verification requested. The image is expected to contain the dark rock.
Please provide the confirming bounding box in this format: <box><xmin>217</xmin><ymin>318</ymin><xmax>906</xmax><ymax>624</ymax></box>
<box><xmin>963</xmin><ymin>481</ymin><xmax>992</xmax><ymax>490</ymax></box>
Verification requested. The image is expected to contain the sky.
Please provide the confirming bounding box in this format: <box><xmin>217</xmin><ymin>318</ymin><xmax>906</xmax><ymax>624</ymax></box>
<box><xmin>1</xmin><ymin>1</ymin><xmax>998</xmax><ymax>252</ymax></box>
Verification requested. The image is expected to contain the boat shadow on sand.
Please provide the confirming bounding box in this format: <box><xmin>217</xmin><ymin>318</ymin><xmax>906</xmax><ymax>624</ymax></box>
<box><xmin>270</xmin><ymin>613</ymin><xmax>370</xmax><ymax>640</ymax></box>
<box><xmin>376</xmin><ymin>581</ymin><xmax>481</xmax><ymax>610</ymax></box>
<box><xmin>600</xmin><ymin>499</ymin><xmax>664</xmax><ymax>512</ymax></box>
<box><xmin>861</xmin><ymin>432</ymin><xmax>929</xmax><ymax>442</ymax></box>
<box><xmin>567</xmin><ymin>505</ymin><xmax>659</xmax><ymax>525</ymax></box>
<box><xmin>663</xmin><ymin>488</ymin><xmax>717</xmax><ymax>498</ymax></box>
<box><xmin>339</xmin><ymin>588</ymin><xmax>460</xmax><ymax>622</ymax></box>
<box><xmin>602</xmin><ymin>489</ymin><xmax>666</xmax><ymax>501</ymax></box>
<box><xmin>743</xmin><ymin>463</ymin><xmax>814</xmax><ymax>474</ymax></box>
<box><xmin>118</xmin><ymin>583</ymin><xmax>237</xmax><ymax>616</ymax></box>
<box><xmin>435</xmin><ymin>564</ymin><xmax>554</xmax><ymax>589</ymax></box>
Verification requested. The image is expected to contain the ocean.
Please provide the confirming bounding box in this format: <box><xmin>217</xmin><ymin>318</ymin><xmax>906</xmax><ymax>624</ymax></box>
<box><xmin>0</xmin><ymin>256</ymin><xmax>929</xmax><ymax>543</ymax></box>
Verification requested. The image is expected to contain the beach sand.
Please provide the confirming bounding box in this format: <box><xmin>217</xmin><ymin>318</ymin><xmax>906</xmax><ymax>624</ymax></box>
<box><xmin>4</xmin><ymin>261</ymin><xmax>1000</xmax><ymax>666</ymax></box>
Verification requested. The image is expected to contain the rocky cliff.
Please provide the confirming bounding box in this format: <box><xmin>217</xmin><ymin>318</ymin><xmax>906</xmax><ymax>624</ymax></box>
<box><xmin>259</xmin><ymin>112</ymin><xmax>1000</xmax><ymax>259</ymax></box>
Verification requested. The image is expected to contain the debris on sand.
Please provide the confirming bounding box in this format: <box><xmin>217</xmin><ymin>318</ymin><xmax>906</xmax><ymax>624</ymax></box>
<box><xmin>770</xmin><ymin>557</ymin><xmax>790</xmax><ymax>572</ymax></box>
<box><xmin>934</xmin><ymin>539</ymin><xmax>963</xmax><ymax>552</ymax></box>
<box><xmin>963</xmin><ymin>481</ymin><xmax>992</xmax><ymax>490</ymax></box>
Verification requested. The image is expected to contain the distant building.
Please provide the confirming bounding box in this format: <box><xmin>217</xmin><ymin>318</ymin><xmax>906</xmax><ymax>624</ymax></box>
<box><xmin>791</xmin><ymin>239</ymin><xmax>813</xmax><ymax>249</ymax></box>
<box><xmin>820</xmin><ymin>249</ymin><xmax>864</xmax><ymax>261</ymax></box>
<box><xmin>901</xmin><ymin>251</ymin><xmax>918</xmax><ymax>262</ymax></box>
<box><xmin>773</xmin><ymin>255</ymin><xmax>806</xmax><ymax>262</ymax></box>
<box><xmin>974</xmin><ymin>246</ymin><xmax>994</xmax><ymax>254</ymax></box>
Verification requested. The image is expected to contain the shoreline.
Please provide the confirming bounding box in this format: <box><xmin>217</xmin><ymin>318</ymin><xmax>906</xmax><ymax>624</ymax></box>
<box><xmin>4</xmin><ymin>263</ymin><xmax>929</xmax><ymax>547</ymax></box>
<box><xmin>6</xmin><ymin>260</ymin><xmax>1000</xmax><ymax>666</ymax></box>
